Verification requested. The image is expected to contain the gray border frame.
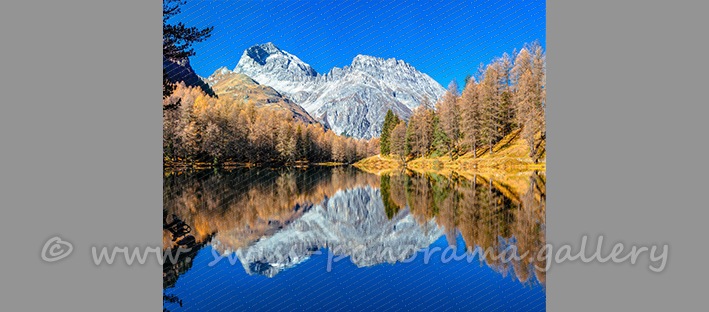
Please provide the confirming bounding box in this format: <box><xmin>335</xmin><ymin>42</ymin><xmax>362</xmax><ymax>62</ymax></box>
<box><xmin>548</xmin><ymin>1</ymin><xmax>707</xmax><ymax>310</ymax></box>
<box><xmin>1</xmin><ymin>0</ymin><xmax>706</xmax><ymax>310</ymax></box>
<box><xmin>1</xmin><ymin>1</ymin><xmax>161</xmax><ymax>310</ymax></box>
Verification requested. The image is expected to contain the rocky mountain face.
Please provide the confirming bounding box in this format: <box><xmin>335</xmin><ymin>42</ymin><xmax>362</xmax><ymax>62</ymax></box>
<box><xmin>163</xmin><ymin>57</ymin><xmax>215</xmax><ymax>97</ymax></box>
<box><xmin>211</xmin><ymin>185</ymin><xmax>443</xmax><ymax>277</ymax></box>
<box><xmin>206</xmin><ymin>68</ymin><xmax>316</xmax><ymax>124</ymax></box>
<box><xmin>215</xmin><ymin>43</ymin><xmax>446</xmax><ymax>138</ymax></box>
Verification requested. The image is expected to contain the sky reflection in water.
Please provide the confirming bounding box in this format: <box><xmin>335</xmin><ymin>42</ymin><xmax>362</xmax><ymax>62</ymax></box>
<box><xmin>163</xmin><ymin>167</ymin><xmax>546</xmax><ymax>311</ymax></box>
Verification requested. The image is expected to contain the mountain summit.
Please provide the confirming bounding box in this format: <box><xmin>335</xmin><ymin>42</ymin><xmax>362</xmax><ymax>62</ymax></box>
<box><xmin>234</xmin><ymin>42</ymin><xmax>318</xmax><ymax>79</ymax></box>
<box><xmin>215</xmin><ymin>43</ymin><xmax>446</xmax><ymax>138</ymax></box>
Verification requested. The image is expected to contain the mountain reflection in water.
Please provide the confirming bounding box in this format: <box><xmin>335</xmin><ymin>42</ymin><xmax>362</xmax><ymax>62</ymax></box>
<box><xmin>163</xmin><ymin>166</ymin><xmax>546</xmax><ymax>311</ymax></box>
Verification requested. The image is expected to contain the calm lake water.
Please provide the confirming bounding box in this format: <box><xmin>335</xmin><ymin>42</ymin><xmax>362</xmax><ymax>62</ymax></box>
<box><xmin>163</xmin><ymin>166</ymin><xmax>546</xmax><ymax>311</ymax></box>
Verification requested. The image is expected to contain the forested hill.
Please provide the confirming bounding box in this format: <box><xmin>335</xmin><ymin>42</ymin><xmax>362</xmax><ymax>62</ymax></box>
<box><xmin>206</xmin><ymin>68</ymin><xmax>316</xmax><ymax>124</ymax></box>
<box><xmin>369</xmin><ymin>42</ymin><xmax>546</xmax><ymax>169</ymax></box>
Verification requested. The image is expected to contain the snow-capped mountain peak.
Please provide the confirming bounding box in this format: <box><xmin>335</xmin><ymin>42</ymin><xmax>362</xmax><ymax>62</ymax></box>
<box><xmin>229</xmin><ymin>43</ymin><xmax>446</xmax><ymax>138</ymax></box>
<box><xmin>234</xmin><ymin>42</ymin><xmax>318</xmax><ymax>79</ymax></box>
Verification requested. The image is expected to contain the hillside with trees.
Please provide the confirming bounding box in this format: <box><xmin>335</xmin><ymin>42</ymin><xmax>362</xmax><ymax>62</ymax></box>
<box><xmin>361</xmin><ymin>42</ymin><xmax>546</xmax><ymax>172</ymax></box>
<box><xmin>206</xmin><ymin>69</ymin><xmax>317</xmax><ymax>124</ymax></box>
<box><xmin>163</xmin><ymin>83</ymin><xmax>379</xmax><ymax>166</ymax></box>
<box><xmin>162</xmin><ymin>0</ymin><xmax>376</xmax><ymax>167</ymax></box>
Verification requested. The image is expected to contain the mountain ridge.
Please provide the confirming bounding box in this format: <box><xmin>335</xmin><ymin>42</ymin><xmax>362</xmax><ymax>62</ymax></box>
<box><xmin>210</xmin><ymin>43</ymin><xmax>446</xmax><ymax>138</ymax></box>
<box><xmin>163</xmin><ymin>57</ymin><xmax>215</xmax><ymax>97</ymax></box>
<box><xmin>206</xmin><ymin>68</ymin><xmax>317</xmax><ymax>124</ymax></box>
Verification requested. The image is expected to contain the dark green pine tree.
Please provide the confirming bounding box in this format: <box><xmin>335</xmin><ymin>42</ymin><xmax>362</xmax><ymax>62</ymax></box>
<box><xmin>380</xmin><ymin>109</ymin><xmax>395</xmax><ymax>155</ymax></box>
<box><xmin>431</xmin><ymin>113</ymin><xmax>450</xmax><ymax>154</ymax></box>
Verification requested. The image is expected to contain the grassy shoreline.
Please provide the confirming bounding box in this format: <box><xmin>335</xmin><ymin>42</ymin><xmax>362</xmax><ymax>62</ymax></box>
<box><xmin>354</xmin><ymin>129</ymin><xmax>545</xmax><ymax>175</ymax></box>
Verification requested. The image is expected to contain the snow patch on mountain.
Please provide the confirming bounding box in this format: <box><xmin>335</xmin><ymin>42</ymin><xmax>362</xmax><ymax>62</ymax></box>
<box><xmin>221</xmin><ymin>43</ymin><xmax>446</xmax><ymax>138</ymax></box>
<box><xmin>210</xmin><ymin>186</ymin><xmax>443</xmax><ymax>277</ymax></box>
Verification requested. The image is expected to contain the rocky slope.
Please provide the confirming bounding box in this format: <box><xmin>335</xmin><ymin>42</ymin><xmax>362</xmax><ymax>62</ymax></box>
<box><xmin>163</xmin><ymin>57</ymin><xmax>215</xmax><ymax>97</ymax></box>
<box><xmin>211</xmin><ymin>185</ymin><xmax>443</xmax><ymax>277</ymax></box>
<box><xmin>206</xmin><ymin>68</ymin><xmax>316</xmax><ymax>124</ymax></box>
<box><xmin>212</xmin><ymin>43</ymin><xmax>446</xmax><ymax>138</ymax></box>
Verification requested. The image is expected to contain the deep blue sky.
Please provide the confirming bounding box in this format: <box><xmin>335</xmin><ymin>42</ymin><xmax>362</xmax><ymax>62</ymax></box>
<box><xmin>173</xmin><ymin>0</ymin><xmax>545</xmax><ymax>87</ymax></box>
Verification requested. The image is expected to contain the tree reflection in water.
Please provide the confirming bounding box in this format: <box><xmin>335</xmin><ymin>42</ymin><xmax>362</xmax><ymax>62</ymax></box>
<box><xmin>163</xmin><ymin>166</ymin><xmax>546</xmax><ymax>295</ymax></box>
<box><xmin>384</xmin><ymin>170</ymin><xmax>546</xmax><ymax>286</ymax></box>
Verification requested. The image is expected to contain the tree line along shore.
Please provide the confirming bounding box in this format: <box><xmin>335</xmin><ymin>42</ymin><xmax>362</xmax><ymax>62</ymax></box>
<box><xmin>364</xmin><ymin>42</ymin><xmax>546</xmax><ymax>173</ymax></box>
<box><xmin>164</xmin><ymin>37</ymin><xmax>544</xmax><ymax>170</ymax></box>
